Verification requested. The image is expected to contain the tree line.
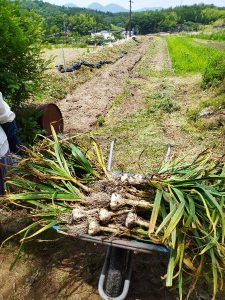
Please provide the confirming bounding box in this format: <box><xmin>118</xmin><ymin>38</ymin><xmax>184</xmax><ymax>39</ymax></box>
<box><xmin>21</xmin><ymin>1</ymin><xmax>225</xmax><ymax>36</ymax></box>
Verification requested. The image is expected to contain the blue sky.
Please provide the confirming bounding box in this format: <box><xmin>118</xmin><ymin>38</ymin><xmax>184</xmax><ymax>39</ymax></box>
<box><xmin>46</xmin><ymin>0</ymin><xmax>225</xmax><ymax>9</ymax></box>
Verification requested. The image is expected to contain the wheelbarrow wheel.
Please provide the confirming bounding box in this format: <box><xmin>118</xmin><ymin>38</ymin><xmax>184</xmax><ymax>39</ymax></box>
<box><xmin>105</xmin><ymin>247</ymin><xmax>129</xmax><ymax>298</ymax></box>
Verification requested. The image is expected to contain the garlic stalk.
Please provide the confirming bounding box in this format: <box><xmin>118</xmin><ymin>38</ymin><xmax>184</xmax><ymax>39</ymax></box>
<box><xmin>99</xmin><ymin>208</ymin><xmax>130</xmax><ymax>223</ymax></box>
<box><xmin>119</xmin><ymin>173</ymin><xmax>148</xmax><ymax>184</ymax></box>
<box><xmin>125</xmin><ymin>212</ymin><xmax>149</xmax><ymax>228</ymax></box>
<box><xmin>110</xmin><ymin>193</ymin><xmax>153</xmax><ymax>211</ymax></box>
<box><xmin>88</xmin><ymin>220</ymin><xmax>122</xmax><ymax>236</ymax></box>
<box><xmin>72</xmin><ymin>207</ymin><xmax>98</xmax><ymax>222</ymax></box>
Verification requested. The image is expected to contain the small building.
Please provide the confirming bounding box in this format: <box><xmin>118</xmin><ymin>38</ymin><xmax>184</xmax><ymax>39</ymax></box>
<box><xmin>121</xmin><ymin>30</ymin><xmax>134</xmax><ymax>38</ymax></box>
<box><xmin>91</xmin><ymin>31</ymin><xmax>115</xmax><ymax>40</ymax></box>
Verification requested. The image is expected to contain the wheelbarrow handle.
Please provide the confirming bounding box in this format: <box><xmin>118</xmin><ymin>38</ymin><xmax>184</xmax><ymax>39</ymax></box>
<box><xmin>98</xmin><ymin>246</ymin><xmax>133</xmax><ymax>300</ymax></box>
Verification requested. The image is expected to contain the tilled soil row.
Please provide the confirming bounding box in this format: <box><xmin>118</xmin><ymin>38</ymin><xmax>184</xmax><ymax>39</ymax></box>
<box><xmin>58</xmin><ymin>37</ymin><xmax>152</xmax><ymax>134</ymax></box>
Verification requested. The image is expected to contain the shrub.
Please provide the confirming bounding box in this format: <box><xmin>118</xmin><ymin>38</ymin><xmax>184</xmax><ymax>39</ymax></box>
<box><xmin>202</xmin><ymin>52</ymin><xmax>225</xmax><ymax>89</ymax></box>
<box><xmin>0</xmin><ymin>0</ymin><xmax>45</xmax><ymax>109</ymax></box>
<box><xmin>16</xmin><ymin>106</ymin><xmax>43</xmax><ymax>145</ymax></box>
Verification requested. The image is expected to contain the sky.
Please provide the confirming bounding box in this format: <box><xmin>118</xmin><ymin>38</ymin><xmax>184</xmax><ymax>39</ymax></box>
<box><xmin>46</xmin><ymin>0</ymin><xmax>225</xmax><ymax>9</ymax></box>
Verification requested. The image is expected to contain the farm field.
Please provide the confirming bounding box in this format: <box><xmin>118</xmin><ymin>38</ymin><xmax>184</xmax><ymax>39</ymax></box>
<box><xmin>166</xmin><ymin>36</ymin><xmax>221</xmax><ymax>74</ymax></box>
<box><xmin>43</xmin><ymin>47</ymin><xmax>88</xmax><ymax>69</ymax></box>
<box><xmin>0</xmin><ymin>35</ymin><xmax>224</xmax><ymax>300</ymax></box>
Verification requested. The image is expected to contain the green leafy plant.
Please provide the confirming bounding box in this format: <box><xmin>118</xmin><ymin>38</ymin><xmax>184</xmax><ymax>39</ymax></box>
<box><xmin>97</xmin><ymin>115</ymin><xmax>106</xmax><ymax>127</ymax></box>
<box><xmin>202</xmin><ymin>52</ymin><xmax>225</xmax><ymax>88</ymax></box>
<box><xmin>16</xmin><ymin>106</ymin><xmax>44</xmax><ymax>145</ymax></box>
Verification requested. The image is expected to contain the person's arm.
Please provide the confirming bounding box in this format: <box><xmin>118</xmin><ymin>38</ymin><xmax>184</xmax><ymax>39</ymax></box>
<box><xmin>1</xmin><ymin>120</ymin><xmax>21</xmax><ymax>154</ymax></box>
<box><xmin>0</xmin><ymin>92</ymin><xmax>22</xmax><ymax>154</ymax></box>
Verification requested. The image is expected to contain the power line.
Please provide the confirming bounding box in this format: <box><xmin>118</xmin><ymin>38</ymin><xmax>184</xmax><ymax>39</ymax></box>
<box><xmin>129</xmin><ymin>0</ymin><xmax>132</xmax><ymax>37</ymax></box>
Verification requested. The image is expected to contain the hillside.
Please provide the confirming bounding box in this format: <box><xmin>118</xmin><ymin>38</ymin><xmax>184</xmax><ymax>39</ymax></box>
<box><xmin>20</xmin><ymin>1</ymin><xmax>225</xmax><ymax>38</ymax></box>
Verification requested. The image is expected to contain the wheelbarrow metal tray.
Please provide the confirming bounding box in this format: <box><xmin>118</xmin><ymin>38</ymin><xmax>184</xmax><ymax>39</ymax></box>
<box><xmin>79</xmin><ymin>234</ymin><xmax>169</xmax><ymax>254</ymax></box>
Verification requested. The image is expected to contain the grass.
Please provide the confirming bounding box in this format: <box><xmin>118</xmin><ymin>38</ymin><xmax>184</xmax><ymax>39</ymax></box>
<box><xmin>96</xmin><ymin>109</ymin><xmax>165</xmax><ymax>173</ymax></box>
<box><xmin>110</xmin><ymin>82</ymin><xmax>131</xmax><ymax>113</ymax></box>
<box><xmin>149</xmin><ymin>91</ymin><xmax>180</xmax><ymax>113</ymax></box>
<box><xmin>165</xmin><ymin>36</ymin><xmax>222</xmax><ymax>74</ymax></box>
<box><xmin>135</xmin><ymin>37</ymin><xmax>173</xmax><ymax>77</ymax></box>
<box><xmin>192</xmin><ymin>29</ymin><xmax>225</xmax><ymax>42</ymax></box>
<box><xmin>202</xmin><ymin>52</ymin><xmax>225</xmax><ymax>88</ymax></box>
<box><xmin>95</xmin><ymin>80</ymin><xmax>176</xmax><ymax>174</ymax></box>
<box><xmin>186</xmin><ymin>92</ymin><xmax>225</xmax><ymax>131</ymax></box>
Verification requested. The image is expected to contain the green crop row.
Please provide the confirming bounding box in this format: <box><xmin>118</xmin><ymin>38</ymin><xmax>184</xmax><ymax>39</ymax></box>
<box><xmin>165</xmin><ymin>36</ymin><xmax>221</xmax><ymax>74</ymax></box>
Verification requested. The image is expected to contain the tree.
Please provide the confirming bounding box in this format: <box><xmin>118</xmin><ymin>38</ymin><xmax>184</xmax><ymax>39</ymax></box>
<box><xmin>0</xmin><ymin>0</ymin><xmax>45</xmax><ymax>108</ymax></box>
<box><xmin>202</xmin><ymin>7</ymin><xmax>225</xmax><ymax>23</ymax></box>
<box><xmin>160</xmin><ymin>12</ymin><xmax>179</xmax><ymax>32</ymax></box>
<box><xmin>49</xmin><ymin>24</ymin><xmax>60</xmax><ymax>35</ymax></box>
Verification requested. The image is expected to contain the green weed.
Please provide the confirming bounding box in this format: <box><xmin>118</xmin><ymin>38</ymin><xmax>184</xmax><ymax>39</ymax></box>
<box><xmin>110</xmin><ymin>88</ymin><xmax>130</xmax><ymax>112</ymax></box>
<box><xmin>152</xmin><ymin>98</ymin><xmax>180</xmax><ymax>113</ymax></box>
<box><xmin>16</xmin><ymin>106</ymin><xmax>44</xmax><ymax>145</ymax></box>
<box><xmin>146</xmin><ymin>89</ymin><xmax>180</xmax><ymax>114</ymax></box>
<box><xmin>187</xmin><ymin>93</ymin><xmax>225</xmax><ymax>118</ymax></box>
<box><xmin>97</xmin><ymin>115</ymin><xmax>106</xmax><ymax>127</ymax></box>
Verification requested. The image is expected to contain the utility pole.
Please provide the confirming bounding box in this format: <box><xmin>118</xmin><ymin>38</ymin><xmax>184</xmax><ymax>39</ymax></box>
<box><xmin>129</xmin><ymin>0</ymin><xmax>132</xmax><ymax>37</ymax></box>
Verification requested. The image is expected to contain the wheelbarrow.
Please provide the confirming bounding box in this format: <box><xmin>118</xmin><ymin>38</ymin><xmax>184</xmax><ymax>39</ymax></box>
<box><xmin>78</xmin><ymin>139</ymin><xmax>171</xmax><ymax>300</ymax></box>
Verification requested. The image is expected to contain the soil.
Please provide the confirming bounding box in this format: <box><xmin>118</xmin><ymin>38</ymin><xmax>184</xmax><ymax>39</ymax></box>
<box><xmin>0</xmin><ymin>236</ymin><xmax>173</xmax><ymax>300</ymax></box>
<box><xmin>58</xmin><ymin>38</ymin><xmax>152</xmax><ymax>133</ymax></box>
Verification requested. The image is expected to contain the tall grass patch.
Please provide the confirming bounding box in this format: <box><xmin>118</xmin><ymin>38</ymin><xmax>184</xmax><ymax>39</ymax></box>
<box><xmin>194</xmin><ymin>29</ymin><xmax>225</xmax><ymax>41</ymax></box>
<box><xmin>166</xmin><ymin>36</ymin><xmax>221</xmax><ymax>74</ymax></box>
<box><xmin>202</xmin><ymin>52</ymin><xmax>225</xmax><ymax>88</ymax></box>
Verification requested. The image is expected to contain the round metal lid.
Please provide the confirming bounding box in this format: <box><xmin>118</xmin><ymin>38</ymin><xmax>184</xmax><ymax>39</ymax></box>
<box><xmin>37</xmin><ymin>104</ymin><xmax>64</xmax><ymax>136</ymax></box>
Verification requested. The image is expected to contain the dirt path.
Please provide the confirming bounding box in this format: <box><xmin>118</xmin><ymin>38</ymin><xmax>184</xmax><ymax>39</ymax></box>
<box><xmin>58</xmin><ymin>38</ymin><xmax>151</xmax><ymax>134</ymax></box>
<box><xmin>96</xmin><ymin>36</ymin><xmax>222</xmax><ymax>174</ymax></box>
<box><xmin>141</xmin><ymin>37</ymin><xmax>172</xmax><ymax>72</ymax></box>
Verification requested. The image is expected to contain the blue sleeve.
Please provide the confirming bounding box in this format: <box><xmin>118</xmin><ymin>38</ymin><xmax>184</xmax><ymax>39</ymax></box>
<box><xmin>1</xmin><ymin>120</ymin><xmax>22</xmax><ymax>154</ymax></box>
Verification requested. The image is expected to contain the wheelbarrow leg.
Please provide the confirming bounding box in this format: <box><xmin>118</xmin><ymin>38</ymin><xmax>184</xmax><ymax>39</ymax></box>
<box><xmin>98</xmin><ymin>246</ymin><xmax>133</xmax><ymax>300</ymax></box>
